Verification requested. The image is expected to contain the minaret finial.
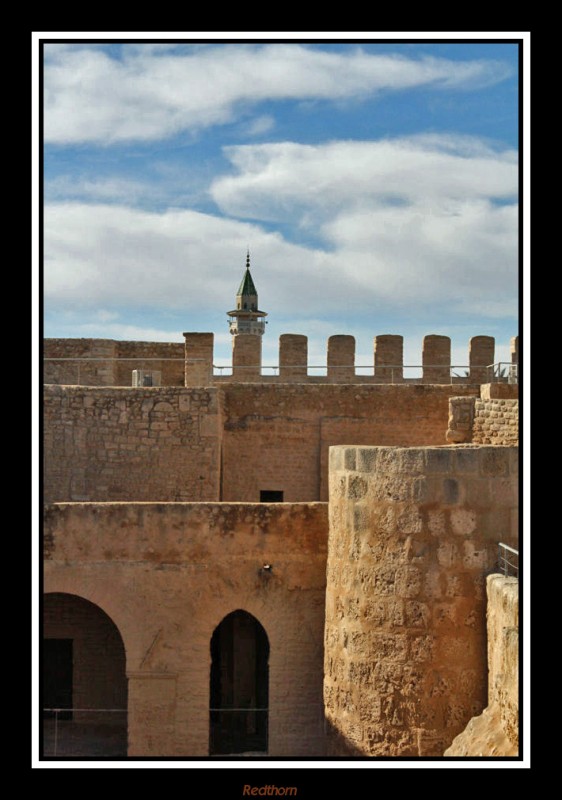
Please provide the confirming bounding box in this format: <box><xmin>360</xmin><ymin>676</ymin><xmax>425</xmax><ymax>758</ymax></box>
<box><xmin>246</xmin><ymin>248</ymin><xmax>250</xmax><ymax>269</ymax></box>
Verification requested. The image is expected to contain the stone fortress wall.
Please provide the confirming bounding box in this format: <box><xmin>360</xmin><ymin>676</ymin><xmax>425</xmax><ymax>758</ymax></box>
<box><xmin>44</xmin><ymin>502</ymin><xmax>328</xmax><ymax>757</ymax></box>
<box><xmin>42</xmin><ymin>326</ymin><xmax>521</xmax><ymax>758</ymax></box>
<box><xmin>447</xmin><ymin>383</ymin><xmax>519</xmax><ymax>447</ymax></box>
<box><xmin>44</xmin><ymin>339</ymin><xmax>185</xmax><ymax>387</ymax></box>
<box><xmin>44</xmin><ymin>333</ymin><xmax>518</xmax><ymax>387</ymax></box>
<box><xmin>323</xmin><ymin>445</ymin><xmax>518</xmax><ymax>756</ymax></box>
<box><xmin>445</xmin><ymin>574</ymin><xmax>519</xmax><ymax>756</ymax></box>
<box><xmin>44</xmin><ymin>382</ymin><xmax>484</xmax><ymax>504</ymax></box>
<box><xmin>44</xmin><ymin>443</ymin><xmax>519</xmax><ymax>757</ymax></box>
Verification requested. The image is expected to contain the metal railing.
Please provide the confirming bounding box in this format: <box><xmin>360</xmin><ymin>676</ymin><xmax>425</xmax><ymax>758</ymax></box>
<box><xmin>44</xmin><ymin>357</ymin><xmax>505</xmax><ymax>384</ymax></box>
<box><xmin>498</xmin><ymin>543</ymin><xmax>519</xmax><ymax>578</ymax></box>
<box><xmin>487</xmin><ymin>362</ymin><xmax>518</xmax><ymax>384</ymax></box>
<box><xmin>42</xmin><ymin>708</ymin><xmax>127</xmax><ymax>757</ymax></box>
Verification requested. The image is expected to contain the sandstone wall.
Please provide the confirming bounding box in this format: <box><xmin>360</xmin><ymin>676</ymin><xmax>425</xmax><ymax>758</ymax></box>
<box><xmin>114</xmin><ymin>341</ymin><xmax>184</xmax><ymax>387</ymax></box>
<box><xmin>44</xmin><ymin>339</ymin><xmax>184</xmax><ymax>387</ymax></box>
<box><xmin>44</xmin><ymin>339</ymin><xmax>117</xmax><ymax>386</ymax></box>
<box><xmin>46</xmin><ymin>334</ymin><xmax>516</xmax><ymax>388</ymax></box>
<box><xmin>324</xmin><ymin>445</ymin><xmax>518</xmax><ymax>756</ymax></box>
<box><xmin>472</xmin><ymin>400</ymin><xmax>519</xmax><ymax>445</ymax></box>
<box><xmin>44</xmin><ymin>501</ymin><xmax>328</xmax><ymax>757</ymax></box>
<box><xmin>221</xmin><ymin>385</ymin><xmax>479</xmax><ymax>502</ymax></box>
<box><xmin>445</xmin><ymin>575</ymin><xmax>519</xmax><ymax>756</ymax></box>
<box><xmin>447</xmin><ymin>385</ymin><xmax>519</xmax><ymax>446</ymax></box>
<box><xmin>43</xmin><ymin>386</ymin><xmax>221</xmax><ymax>503</ymax></box>
<box><xmin>45</xmin><ymin>383</ymin><xmax>479</xmax><ymax>504</ymax></box>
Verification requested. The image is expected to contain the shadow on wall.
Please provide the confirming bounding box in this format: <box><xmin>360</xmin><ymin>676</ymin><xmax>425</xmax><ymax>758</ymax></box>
<box><xmin>324</xmin><ymin>718</ymin><xmax>369</xmax><ymax>757</ymax></box>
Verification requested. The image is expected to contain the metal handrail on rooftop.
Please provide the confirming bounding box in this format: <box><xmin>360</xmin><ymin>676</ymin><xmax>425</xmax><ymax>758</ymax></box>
<box><xmin>44</xmin><ymin>356</ymin><xmax>518</xmax><ymax>384</ymax></box>
<box><xmin>498</xmin><ymin>542</ymin><xmax>519</xmax><ymax>578</ymax></box>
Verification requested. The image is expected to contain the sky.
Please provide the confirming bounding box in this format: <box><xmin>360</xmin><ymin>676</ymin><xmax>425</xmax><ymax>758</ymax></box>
<box><xmin>42</xmin><ymin>36</ymin><xmax>521</xmax><ymax>373</ymax></box>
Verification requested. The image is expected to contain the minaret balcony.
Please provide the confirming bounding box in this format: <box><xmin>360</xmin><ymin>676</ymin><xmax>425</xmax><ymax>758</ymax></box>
<box><xmin>228</xmin><ymin>318</ymin><xmax>266</xmax><ymax>336</ymax></box>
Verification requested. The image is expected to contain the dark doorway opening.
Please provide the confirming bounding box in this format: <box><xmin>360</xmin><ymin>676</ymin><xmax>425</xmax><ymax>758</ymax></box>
<box><xmin>43</xmin><ymin>593</ymin><xmax>127</xmax><ymax>757</ymax></box>
<box><xmin>260</xmin><ymin>490</ymin><xmax>284</xmax><ymax>502</ymax></box>
<box><xmin>43</xmin><ymin>639</ymin><xmax>73</xmax><ymax>720</ymax></box>
<box><xmin>210</xmin><ymin>610</ymin><xmax>269</xmax><ymax>755</ymax></box>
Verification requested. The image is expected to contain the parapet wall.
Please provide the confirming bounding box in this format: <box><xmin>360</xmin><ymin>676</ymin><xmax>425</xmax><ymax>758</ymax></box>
<box><xmin>186</xmin><ymin>333</ymin><xmax>516</xmax><ymax>386</ymax></box>
<box><xmin>44</xmin><ymin>501</ymin><xmax>328</xmax><ymax>757</ymax></box>
<box><xmin>324</xmin><ymin>445</ymin><xmax>518</xmax><ymax>756</ymax></box>
<box><xmin>44</xmin><ymin>339</ymin><xmax>185</xmax><ymax>387</ymax></box>
<box><xmin>44</xmin><ymin>334</ymin><xmax>518</xmax><ymax>387</ymax></box>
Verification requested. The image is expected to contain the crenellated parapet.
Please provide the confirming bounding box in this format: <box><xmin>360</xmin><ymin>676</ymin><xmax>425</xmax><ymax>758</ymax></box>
<box><xmin>43</xmin><ymin>333</ymin><xmax>517</xmax><ymax>388</ymax></box>
<box><xmin>183</xmin><ymin>332</ymin><xmax>517</xmax><ymax>387</ymax></box>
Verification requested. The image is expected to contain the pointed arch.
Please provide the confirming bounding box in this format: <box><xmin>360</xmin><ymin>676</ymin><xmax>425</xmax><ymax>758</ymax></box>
<box><xmin>209</xmin><ymin>609</ymin><xmax>269</xmax><ymax>755</ymax></box>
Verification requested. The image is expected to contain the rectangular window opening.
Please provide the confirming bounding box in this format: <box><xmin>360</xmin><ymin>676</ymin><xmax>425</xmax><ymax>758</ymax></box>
<box><xmin>260</xmin><ymin>490</ymin><xmax>284</xmax><ymax>503</ymax></box>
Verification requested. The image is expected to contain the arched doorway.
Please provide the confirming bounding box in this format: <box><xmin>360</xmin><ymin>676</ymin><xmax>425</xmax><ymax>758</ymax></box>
<box><xmin>43</xmin><ymin>593</ymin><xmax>127</xmax><ymax>757</ymax></box>
<box><xmin>209</xmin><ymin>610</ymin><xmax>269</xmax><ymax>755</ymax></box>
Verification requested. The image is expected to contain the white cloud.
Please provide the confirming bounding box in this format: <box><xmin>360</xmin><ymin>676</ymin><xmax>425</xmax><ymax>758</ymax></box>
<box><xmin>211</xmin><ymin>136</ymin><xmax>517</xmax><ymax>222</ymax></box>
<box><xmin>45</xmin><ymin>175</ymin><xmax>150</xmax><ymax>203</ymax></box>
<box><xmin>44</xmin><ymin>202</ymin><xmax>341</xmax><ymax>311</ymax></box>
<box><xmin>207</xmin><ymin>135</ymin><xmax>518</xmax><ymax>314</ymax></box>
<box><xmin>44</xmin><ymin>188</ymin><xmax>517</xmax><ymax>326</ymax></box>
<box><xmin>44</xmin><ymin>44</ymin><xmax>512</xmax><ymax>144</ymax></box>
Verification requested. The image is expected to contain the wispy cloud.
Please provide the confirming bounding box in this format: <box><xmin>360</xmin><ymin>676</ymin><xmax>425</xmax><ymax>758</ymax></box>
<box><xmin>44</xmin><ymin>45</ymin><xmax>512</xmax><ymax>145</ymax></box>
<box><xmin>211</xmin><ymin>135</ymin><xmax>517</xmax><ymax>222</ymax></box>
<box><xmin>45</xmin><ymin>175</ymin><xmax>150</xmax><ymax>203</ymax></box>
<box><xmin>242</xmin><ymin>115</ymin><xmax>276</xmax><ymax>137</ymax></box>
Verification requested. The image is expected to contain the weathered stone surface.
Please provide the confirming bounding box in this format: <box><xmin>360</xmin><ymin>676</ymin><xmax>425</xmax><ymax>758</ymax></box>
<box><xmin>444</xmin><ymin>575</ymin><xmax>518</xmax><ymax>756</ymax></box>
<box><xmin>447</xmin><ymin>389</ymin><xmax>518</xmax><ymax>446</ymax></box>
<box><xmin>325</xmin><ymin>445</ymin><xmax>518</xmax><ymax>757</ymax></box>
<box><xmin>45</xmin><ymin>383</ymin><xmax>482</xmax><ymax>505</ymax></box>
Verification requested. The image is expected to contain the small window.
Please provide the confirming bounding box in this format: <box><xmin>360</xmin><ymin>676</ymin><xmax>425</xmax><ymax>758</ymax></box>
<box><xmin>260</xmin><ymin>490</ymin><xmax>284</xmax><ymax>502</ymax></box>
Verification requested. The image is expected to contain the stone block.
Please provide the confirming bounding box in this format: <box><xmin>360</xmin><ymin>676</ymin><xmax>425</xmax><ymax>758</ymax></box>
<box><xmin>450</xmin><ymin>508</ymin><xmax>477</xmax><ymax>536</ymax></box>
<box><xmin>424</xmin><ymin>448</ymin><xmax>452</xmax><ymax>473</ymax></box>
<box><xmin>344</xmin><ymin>448</ymin><xmax>357</xmax><ymax>471</ymax></box>
<box><xmin>452</xmin><ymin>447</ymin><xmax>480</xmax><ymax>473</ymax></box>
<box><xmin>356</xmin><ymin>448</ymin><xmax>378</xmax><ymax>472</ymax></box>
<box><xmin>442</xmin><ymin>478</ymin><xmax>460</xmax><ymax>504</ymax></box>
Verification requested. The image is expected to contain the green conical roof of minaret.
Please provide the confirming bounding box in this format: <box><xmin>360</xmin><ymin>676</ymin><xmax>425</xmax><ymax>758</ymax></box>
<box><xmin>237</xmin><ymin>252</ymin><xmax>258</xmax><ymax>297</ymax></box>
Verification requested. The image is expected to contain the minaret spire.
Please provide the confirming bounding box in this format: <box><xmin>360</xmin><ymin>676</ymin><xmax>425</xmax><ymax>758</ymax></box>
<box><xmin>227</xmin><ymin>251</ymin><xmax>268</xmax><ymax>337</ymax></box>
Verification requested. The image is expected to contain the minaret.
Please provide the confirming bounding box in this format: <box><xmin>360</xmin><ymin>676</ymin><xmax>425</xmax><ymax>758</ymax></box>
<box><xmin>227</xmin><ymin>251</ymin><xmax>268</xmax><ymax>337</ymax></box>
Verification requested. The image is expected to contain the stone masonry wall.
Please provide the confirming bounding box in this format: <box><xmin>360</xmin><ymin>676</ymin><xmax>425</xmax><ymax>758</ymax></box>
<box><xmin>43</xmin><ymin>385</ymin><xmax>221</xmax><ymax>503</ymax></box>
<box><xmin>44</xmin><ymin>339</ymin><xmax>185</xmax><ymax>387</ymax></box>
<box><xmin>221</xmin><ymin>384</ymin><xmax>480</xmax><ymax>502</ymax></box>
<box><xmin>445</xmin><ymin>575</ymin><xmax>519</xmax><ymax>756</ymax></box>
<box><xmin>472</xmin><ymin>400</ymin><xmax>519</xmax><ymax>445</ymax></box>
<box><xmin>114</xmin><ymin>341</ymin><xmax>184</xmax><ymax>387</ymax></box>
<box><xmin>324</xmin><ymin>445</ymin><xmax>518</xmax><ymax>756</ymax></box>
<box><xmin>447</xmin><ymin>385</ymin><xmax>519</xmax><ymax>446</ymax></box>
<box><xmin>44</xmin><ymin>501</ymin><xmax>328</xmax><ymax>757</ymax></box>
<box><xmin>45</xmin><ymin>383</ymin><xmax>480</xmax><ymax>505</ymax></box>
<box><xmin>44</xmin><ymin>339</ymin><xmax>117</xmax><ymax>386</ymax></box>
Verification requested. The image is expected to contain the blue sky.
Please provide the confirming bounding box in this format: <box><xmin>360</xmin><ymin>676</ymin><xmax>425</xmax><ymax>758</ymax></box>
<box><xmin>42</xmin><ymin>37</ymin><xmax>520</xmax><ymax>371</ymax></box>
